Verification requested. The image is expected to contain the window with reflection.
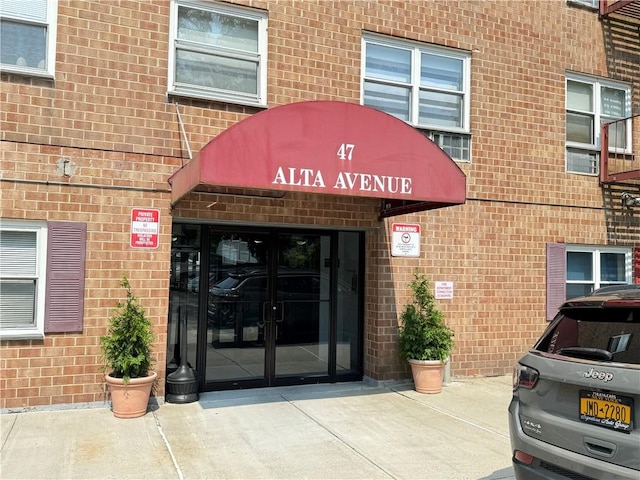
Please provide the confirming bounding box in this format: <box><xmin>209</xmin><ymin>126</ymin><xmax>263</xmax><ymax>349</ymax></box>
<box><xmin>169</xmin><ymin>0</ymin><xmax>267</xmax><ymax>106</ymax></box>
<box><xmin>362</xmin><ymin>34</ymin><xmax>471</xmax><ymax>161</ymax></box>
<box><xmin>565</xmin><ymin>74</ymin><xmax>631</xmax><ymax>175</ymax></box>
<box><xmin>566</xmin><ymin>246</ymin><xmax>631</xmax><ymax>299</ymax></box>
<box><xmin>0</xmin><ymin>0</ymin><xmax>57</xmax><ymax>77</ymax></box>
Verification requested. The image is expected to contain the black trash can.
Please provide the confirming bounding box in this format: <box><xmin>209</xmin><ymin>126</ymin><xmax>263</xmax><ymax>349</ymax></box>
<box><xmin>166</xmin><ymin>310</ymin><xmax>199</xmax><ymax>404</ymax></box>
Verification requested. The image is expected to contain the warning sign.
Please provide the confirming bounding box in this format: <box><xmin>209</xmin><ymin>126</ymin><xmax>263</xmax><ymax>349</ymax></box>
<box><xmin>130</xmin><ymin>208</ymin><xmax>159</xmax><ymax>249</ymax></box>
<box><xmin>391</xmin><ymin>223</ymin><xmax>420</xmax><ymax>257</ymax></box>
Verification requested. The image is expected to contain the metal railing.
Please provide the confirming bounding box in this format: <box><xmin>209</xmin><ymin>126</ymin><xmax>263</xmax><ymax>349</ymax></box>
<box><xmin>599</xmin><ymin>0</ymin><xmax>640</xmax><ymax>20</ymax></box>
<box><xmin>600</xmin><ymin>114</ymin><xmax>640</xmax><ymax>183</ymax></box>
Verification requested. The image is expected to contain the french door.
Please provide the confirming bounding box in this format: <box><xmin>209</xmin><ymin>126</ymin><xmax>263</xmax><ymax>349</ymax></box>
<box><xmin>168</xmin><ymin>224</ymin><xmax>363</xmax><ymax>391</ymax></box>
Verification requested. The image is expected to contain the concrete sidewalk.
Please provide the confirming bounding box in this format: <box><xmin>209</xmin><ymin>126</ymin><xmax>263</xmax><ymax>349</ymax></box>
<box><xmin>1</xmin><ymin>376</ymin><xmax>515</xmax><ymax>480</ymax></box>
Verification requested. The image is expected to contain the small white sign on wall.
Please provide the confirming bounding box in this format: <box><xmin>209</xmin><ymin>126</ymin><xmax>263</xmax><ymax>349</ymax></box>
<box><xmin>391</xmin><ymin>223</ymin><xmax>420</xmax><ymax>257</ymax></box>
<box><xmin>435</xmin><ymin>281</ymin><xmax>454</xmax><ymax>299</ymax></box>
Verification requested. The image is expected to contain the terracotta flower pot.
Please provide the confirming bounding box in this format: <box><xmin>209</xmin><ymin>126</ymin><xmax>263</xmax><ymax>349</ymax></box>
<box><xmin>105</xmin><ymin>371</ymin><xmax>157</xmax><ymax>418</ymax></box>
<box><xmin>408</xmin><ymin>359</ymin><xmax>445</xmax><ymax>394</ymax></box>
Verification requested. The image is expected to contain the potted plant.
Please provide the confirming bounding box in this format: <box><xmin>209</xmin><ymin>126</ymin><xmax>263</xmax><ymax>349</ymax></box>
<box><xmin>398</xmin><ymin>273</ymin><xmax>454</xmax><ymax>394</ymax></box>
<box><xmin>100</xmin><ymin>275</ymin><xmax>157</xmax><ymax>418</ymax></box>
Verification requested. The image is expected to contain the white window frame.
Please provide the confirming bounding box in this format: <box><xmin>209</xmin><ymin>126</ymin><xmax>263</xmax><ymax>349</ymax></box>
<box><xmin>361</xmin><ymin>33</ymin><xmax>471</xmax><ymax>161</ymax></box>
<box><xmin>568</xmin><ymin>0</ymin><xmax>599</xmax><ymax>9</ymax></box>
<box><xmin>566</xmin><ymin>245</ymin><xmax>632</xmax><ymax>296</ymax></box>
<box><xmin>0</xmin><ymin>0</ymin><xmax>57</xmax><ymax>78</ymax></box>
<box><xmin>167</xmin><ymin>0</ymin><xmax>268</xmax><ymax>107</ymax></box>
<box><xmin>0</xmin><ymin>219</ymin><xmax>47</xmax><ymax>340</ymax></box>
<box><xmin>565</xmin><ymin>73</ymin><xmax>632</xmax><ymax>175</ymax></box>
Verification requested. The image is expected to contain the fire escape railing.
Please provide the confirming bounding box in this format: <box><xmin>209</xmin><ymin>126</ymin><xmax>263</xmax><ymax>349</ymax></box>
<box><xmin>600</xmin><ymin>114</ymin><xmax>640</xmax><ymax>183</ymax></box>
<box><xmin>600</xmin><ymin>0</ymin><xmax>640</xmax><ymax>20</ymax></box>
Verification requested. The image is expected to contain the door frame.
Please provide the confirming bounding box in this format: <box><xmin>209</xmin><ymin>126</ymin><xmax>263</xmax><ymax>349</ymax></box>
<box><xmin>185</xmin><ymin>224</ymin><xmax>364</xmax><ymax>392</ymax></box>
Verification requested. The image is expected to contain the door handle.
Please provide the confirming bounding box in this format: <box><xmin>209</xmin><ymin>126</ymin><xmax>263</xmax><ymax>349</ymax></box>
<box><xmin>262</xmin><ymin>302</ymin><xmax>284</xmax><ymax>322</ymax></box>
<box><xmin>583</xmin><ymin>437</ymin><xmax>616</xmax><ymax>458</ymax></box>
<box><xmin>274</xmin><ymin>301</ymin><xmax>284</xmax><ymax>322</ymax></box>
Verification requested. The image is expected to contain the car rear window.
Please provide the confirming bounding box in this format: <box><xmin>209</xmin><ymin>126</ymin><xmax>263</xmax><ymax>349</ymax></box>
<box><xmin>214</xmin><ymin>276</ymin><xmax>242</xmax><ymax>289</ymax></box>
<box><xmin>535</xmin><ymin>307</ymin><xmax>640</xmax><ymax>365</ymax></box>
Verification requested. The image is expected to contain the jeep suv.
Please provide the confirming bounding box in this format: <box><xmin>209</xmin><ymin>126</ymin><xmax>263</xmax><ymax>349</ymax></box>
<box><xmin>509</xmin><ymin>286</ymin><xmax>640</xmax><ymax>480</ymax></box>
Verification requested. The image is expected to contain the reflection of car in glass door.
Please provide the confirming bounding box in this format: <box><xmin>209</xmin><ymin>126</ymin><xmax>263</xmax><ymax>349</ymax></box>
<box><xmin>207</xmin><ymin>269</ymin><xmax>322</xmax><ymax>347</ymax></box>
<box><xmin>208</xmin><ymin>271</ymin><xmax>267</xmax><ymax>347</ymax></box>
<box><xmin>201</xmin><ymin>228</ymin><xmax>361</xmax><ymax>388</ymax></box>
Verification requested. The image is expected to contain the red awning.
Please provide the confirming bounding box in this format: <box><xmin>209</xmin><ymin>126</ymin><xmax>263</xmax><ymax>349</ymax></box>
<box><xmin>168</xmin><ymin>101</ymin><xmax>466</xmax><ymax>218</ymax></box>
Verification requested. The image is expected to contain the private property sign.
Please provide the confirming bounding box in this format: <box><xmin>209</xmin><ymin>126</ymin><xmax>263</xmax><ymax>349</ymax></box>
<box><xmin>130</xmin><ymin>208</ymin><xmax>159</xmax><ymax>248</ymax></box>
<box><xmin>391</xmin><ymin>223</ymin><xmax>420</xmax><ymax>257</ymax></box>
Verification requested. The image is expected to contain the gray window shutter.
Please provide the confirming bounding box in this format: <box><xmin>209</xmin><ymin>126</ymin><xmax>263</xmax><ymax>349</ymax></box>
<box><xmin>546</xmin><ymin>243</ymin><xmax>566</xmax><ymax>321</ymax></box>
<box><xmin>44</xmin><ymin>222</ymin><xmax>86</xmax><ymax>333</ymax></box>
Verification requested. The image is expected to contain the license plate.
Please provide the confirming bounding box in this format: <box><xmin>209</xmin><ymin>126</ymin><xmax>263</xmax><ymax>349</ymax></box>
<box><xmin>580</xmin><ymin>390</ymin><xmax>633</xmax><ymax>432</ymax></box>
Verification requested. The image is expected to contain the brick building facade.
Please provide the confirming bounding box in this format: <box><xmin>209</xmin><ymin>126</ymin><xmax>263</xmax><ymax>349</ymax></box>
<box><xmin>1</xmin><ymin>0</ymin><xmax>639</xmax><ymax>409</ymax></box>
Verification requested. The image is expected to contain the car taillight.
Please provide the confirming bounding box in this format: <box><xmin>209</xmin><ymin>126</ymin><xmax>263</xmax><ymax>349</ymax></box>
<box><xmin>513</xmin><ymin>364</ymin><xmax>539</xmax><ymax>391</ymax></box>
<box><xmin>513</xmin><ymin>450</ymin><xmax>535</xmax><ymax>465</ymax></box>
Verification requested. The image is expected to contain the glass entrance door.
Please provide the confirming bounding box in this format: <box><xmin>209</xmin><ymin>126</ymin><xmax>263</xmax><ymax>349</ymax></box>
<box><xmin>272</xmin><ymin>233</ymin><xmax>330</xmax><ymax>383</ymax></box>
<box><xmin>203</xmin><ymin>229</ymin><xmax>331</xmax><ymax>388</ymax></box>
<box><xmin>168</xmin><ymin>223</ymin><xmax>363</xmax><ymax>392</ymax></box>
<box><xmin>205</xmin><ymin>230</ymin><xmax>270</xmax><ymax>386</ymax></box>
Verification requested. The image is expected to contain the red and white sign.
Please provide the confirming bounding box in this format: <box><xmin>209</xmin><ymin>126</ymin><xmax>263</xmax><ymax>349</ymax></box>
<box><xmin>130</xmin><ymin>208</ymin><xmax>159</xmax><ymax>249</ymax></box>
<box><xmin>391</xmin><ymin>223</ymin><xmax>420</xmax><ymax>257</ymax></box>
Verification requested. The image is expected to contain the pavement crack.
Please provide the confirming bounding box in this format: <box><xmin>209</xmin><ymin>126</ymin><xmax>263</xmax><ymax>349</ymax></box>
<box><xmin>0</xmin><ymin>414</ymin><xmax>19</xmax><ymax>452</ymax></box>
<box><xmin>153</xmin><ymin>410</ymin><xmax>185</xmax><ymax>480</ymax></box>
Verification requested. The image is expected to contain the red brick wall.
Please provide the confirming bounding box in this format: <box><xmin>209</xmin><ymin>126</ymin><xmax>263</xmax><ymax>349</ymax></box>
<box><xmin>2</xmin><ymin>0</ymin><xmax>639</xmax><ymax>408</ymax></box>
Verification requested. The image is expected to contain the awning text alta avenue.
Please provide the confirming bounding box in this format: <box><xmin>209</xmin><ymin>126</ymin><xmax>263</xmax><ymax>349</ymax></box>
<box><xmin>272</xmin><ymin>166</ymin><xmax>413</xmax><ymax>195</ymax></box>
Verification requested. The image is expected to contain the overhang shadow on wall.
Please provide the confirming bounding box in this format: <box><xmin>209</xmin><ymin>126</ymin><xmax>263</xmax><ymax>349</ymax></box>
<box><xmin>601</xmin><ymin>184</ymin><xmax>640</xmax><ymax>244</ymax></box>
<box><xmin>600</xmin><ymin>13</ymin><xmax>640</xmax><ymax>244</ymax></box>
<box><xmin>601</xmin><ymin>13</ymin><xmax>640</xmax><ymax>93</ymax></box>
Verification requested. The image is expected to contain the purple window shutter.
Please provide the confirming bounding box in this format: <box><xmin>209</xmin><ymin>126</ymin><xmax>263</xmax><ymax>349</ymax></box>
<box><xmin>546</xmin><ymin>243</ymin><xmax>566</xmax><ymax>321</ymax></box>
<box><xmin>44</xmin><ymin>222</ymin><xmax>87</xmax><ymax>333</ymax></box>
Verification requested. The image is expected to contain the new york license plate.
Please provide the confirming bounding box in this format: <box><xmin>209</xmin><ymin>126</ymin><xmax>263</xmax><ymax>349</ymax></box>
<box><xmin>579</xmin><ymin>390</ymin><xmax>633</xmax><ymax>432</ymax></box>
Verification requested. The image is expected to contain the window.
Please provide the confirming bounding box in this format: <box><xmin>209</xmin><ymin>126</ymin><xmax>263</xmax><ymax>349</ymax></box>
<box><xmin>168</xmin><ymin>0</ymin><xmax>268</xmax><ymax>107</ymax></box>
<box><xmin>0</xmin><ymin>0</ymin><xmax>57</xmax><ymax>78</ymax></box>
<box><xmin>566</xmin><ymin>246</ymin><xmax>631</xmax><ymax>299</ymax></box>
<box><xmin>0</xmin><ymin>220</ymin><xmax>86</xmax><ymax>340</ymax></box>
<box><xmin>566</xmin><ymin>73</ymin><xmax>632</xmax><ymax>175</ymax></box>
<box><xmin>568</xmin><ymin>0</ymin><xmax>599</xmax><ymax>9</ymax></box>
<box><xmin>546</xmin><ymin>243</ymin><xmax>632</xmax><ymax>319</ymax></box>
<box><xmin>362</xmin><ymin>34</ymin><xmax>471</xmax><ymax>161</ymax></box>
<box><xmin>538</xmin><ymin>313</ymin><xmax>640</xmax><ymax>366</ymax></box>
<box><xmin>0</xmin><ymin>220</ymin><xmax>47</xmax><ymax>339</ymax></box>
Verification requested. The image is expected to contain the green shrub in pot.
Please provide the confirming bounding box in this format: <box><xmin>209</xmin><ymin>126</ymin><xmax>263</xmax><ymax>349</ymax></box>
<box><xmin>398</xmin><ymin>273</ymin><xmax>454</xmax><ymax>394</ymax></box>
